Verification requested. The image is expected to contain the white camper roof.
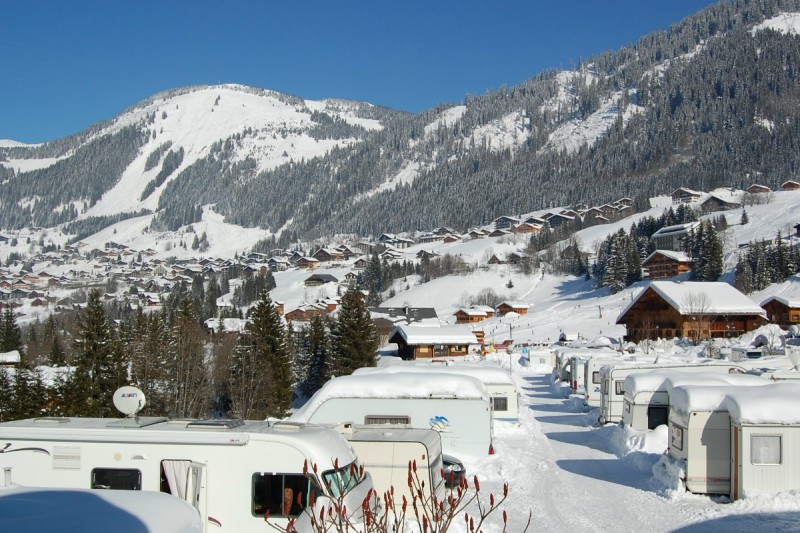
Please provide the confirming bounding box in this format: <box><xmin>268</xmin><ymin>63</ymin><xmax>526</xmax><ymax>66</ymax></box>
<box><xmin>723</xmin><ymin>383</ymin><xmax>800</xmax><ymax>424</ymax></box>
<box><xmin>0</xmin><ymin>485</ymin><xmax>203</xmax><ymax>533</ymax></box>
<box><xmin>624</xmin><ymin>366</ymin><xmax>749</xmax><ymax>397</ymax></box>
<box><xmin>0</xmin><ymin>417</ymin><xmax>355</xmax><ymax>461</ymax></box>
<box><xmin>355</xmin><ymin>362</ymin><xmax>515</xmax><ymax>386</ymax></box>
<box><xmin>670</xmin><ymin>382</ymin><xmax>770</xmax><ymax>417</ymax></box>
<box><xmin>291</xmin><ymin>373</ymin><xmax>489</xmax><ymax>423</ymax></box>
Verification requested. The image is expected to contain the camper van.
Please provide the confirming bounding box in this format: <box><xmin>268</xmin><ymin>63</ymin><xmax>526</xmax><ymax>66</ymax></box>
<box><xmin>0</xmin><ymin>414</ymin><xmax>375</xmax><ymax>532</ymax></box>
<box><xmin>583</xmin><ymin>357</ymin><xmax>625</xmax><ymax>408</ymax></box>
<box><xmin>599</xmin><ymin>361</ymin><xmax>743</xmax><ymax>425</ymax></box>
<box><xmin>290</xmin><ymin>373</ymin><xmax>493</xmax><ymax>459</ymax></box>
<box><xmin>354</xmin><ymin>362</ymin><xmax>520</xmax><ymax>422</ymax></box>
<box><xmin>337</xmin><ymin>424</ymin><xmax>446</xmax><ymax>507</ymax></box>
<box><xmin>621</xmin><ymin>365</ymin><xmax>748</xmax><ymax>431</ymax></box>
<box><xmin>668</xmin><ymin>381</ymin><xmax>768</xmax><ymax>495</ymax></box>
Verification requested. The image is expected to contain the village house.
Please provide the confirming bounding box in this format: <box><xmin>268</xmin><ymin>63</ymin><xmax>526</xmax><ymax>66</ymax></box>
<box><xmin>671</xmin><ymin>187</ymin><xmax>704</xmax><ymax>204</ymax></box>
<box><xmin>369</xmin><ymin>306</ymin><xmax>439</xmax><ymax>345</ymax></box>
<box><xmin>760</xmin><ymin>296</ymin><xmax>800</xmax><ymax>329</ymax></box>
<box><xmin>781</xmin><ymin>180</ymin><xmax>800</xmax><ymax>191</ymax></box>
<box><xmin>453</xmin><ymin>305</ymin><xmax>495</xmax><ymax>324</ymax></box>
<box><xmin>296</xmin><ymin>257</ymin><xmax>319</xmax><ymax>270</ymax></box>
<box><xmin>616</xmin><ymin>281</ymin><xmax>766</xmax><ymax>343</ymax></box>
<box><xmin>641</xmin><ymin>250</ymin><xmax>693</xmax><ymax>279</ymax></box>
<box><xmin>304</xmin><ymin>274</ymin><xmax>338</xmax><ymax>287</ymax></box>
<box><xmin>497</xmin><ymin>301</ymin><xmax>530</xmax><ymax>316</ymax></box>
<box><xmin>312</xmin><ymin>248</ymin><xmax>344</xmax><ymax>262</ymax></box>
<box><xmin>492</xmin><ymin>216</ymin><xmax>520</xmax><ymax>230</ymax></box>
<box><xmin>388</xmin><ymin>324</ymin><xmax>479</xmax><ymax>360</ymax></box>
<box><xmin>745</xmin><ymin>184</ymin><xmax>771</xmax><ymax>195</ymax></box>
<box><xmin>650</xmin><ymin>221</ymin><xmax>700</xmax><ymax>252</ymax></box>
<box><xmin>699</xmin><ymin>193</ymin><xmax>741</xmax><ymax>213</ymax></box>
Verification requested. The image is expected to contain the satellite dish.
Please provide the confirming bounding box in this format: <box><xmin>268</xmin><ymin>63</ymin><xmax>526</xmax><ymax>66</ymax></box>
<box><xmin>113</xmin><ymin>386</ymin><xmax>146</xmax><ymax>417</ymax></box>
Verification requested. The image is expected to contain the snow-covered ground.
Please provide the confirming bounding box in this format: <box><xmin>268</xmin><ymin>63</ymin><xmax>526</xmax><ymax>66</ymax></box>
<box><xmin>453</xmin><ymin>352</ymin><xmax>800</xmax><ymax>532</ymax></box>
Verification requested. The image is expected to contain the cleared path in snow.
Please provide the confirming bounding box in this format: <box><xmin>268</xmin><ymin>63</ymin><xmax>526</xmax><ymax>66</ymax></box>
<box><xmin>470</xmin><ymin>367</ymin><xmax>800</xmax><ymax>533</ymax></box>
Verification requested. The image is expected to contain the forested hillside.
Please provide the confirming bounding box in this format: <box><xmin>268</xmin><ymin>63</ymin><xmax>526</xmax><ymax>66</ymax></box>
<box><xmin>2</xmin><ymin>0</ymin><xmax>800</xmax><ymax>248</ymax></box>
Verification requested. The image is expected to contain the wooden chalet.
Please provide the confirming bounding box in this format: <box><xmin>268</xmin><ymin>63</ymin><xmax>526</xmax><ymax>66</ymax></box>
<box><xmin>296</xmin><ymin>257</ymin><xmax>319</xmax><ymax>270</ymax></box>
<box><xmin>746</xmin><ymin>184</ymin><xmax>771</xmax><ymax>195</ymax></box>
<box><xmin>492</xmin><ymin>216</ymin><xmax>520</xmax><ymax>230</ymax></box>
<box><xmin>642</xmin><ymin>250</ymin><xmax>693</xmax><ymax>279</ymax></box>
<box><xmin>699</xmin><ymin>194</ymin><xmax>740</xmax><ymax>213</ymax></box>
<box><xmin>760</xmin><ymin>296</ymin><xmax>800</xmax><ymax>329</ymax></box>
<box><xmin>671</xmin><ymin>187</ymin><xmax>703</xmax><ymax>204</ymax></box>
<box><xmin>511</xmin><ymin>223</ymin><xmax>542</xmax><ymax>235</ymax></box>
<box><xmin>781</xmin><ymin>180</ymin><xmax>800</xmax><ymax>191</ymax></box>
<box><xmin>453</xmin><ymin>305</ymin><xmax>495</xmax><ymax>324</ymax></box>
<box><xmin>616</xmin><ymin>281</ymin><xmax>766</xmax><ymax>343</ymax></box>
<box><xmin>284</xmin><ymin>303</ymin><xmax>330</xmax><ymax>322</ymax></box>
<box><xmin>388</xmin><ymin>324</ymin><xmax>478</xmax><ymax>360</ymax></box>
<box><xmin>497</xmin><ymin>301</ymin><xmax>530</xmax><ymax>316</ymax></box>
<box><xmin>312</xmin><ymin>248</ymin><xmax>344</xmax><ymax>262</ymax></box>
<box><xmin>304</xmin><ymin>273</ymin><xmax>338</xmax><ymax>287</ymax></box>
<box><xmin>369</xmin><ymin>306</ymin><xmax>439</xmax><ymax>345</ymax></box>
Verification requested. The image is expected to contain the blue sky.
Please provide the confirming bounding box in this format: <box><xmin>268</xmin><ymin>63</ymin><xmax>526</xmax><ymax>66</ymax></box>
<box><xmin>2</xmin><ymin>1</ymin><xmax>718</xmax><ymax>144</ymax></box>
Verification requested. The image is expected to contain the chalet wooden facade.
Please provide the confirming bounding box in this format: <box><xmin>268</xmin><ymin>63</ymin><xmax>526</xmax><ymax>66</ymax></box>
<box><xmin>671</xmin><ymin>187</ymin><xmax>703</xmax><ymax>204</ymax></box>
<box><xmin>388</xmin><ymin>324</ymin><xmax>478</xmax><ymax>360</ymax></box>
<box><xmin>746</xmin><ymin>184</ymin><xmax>771</xmax><ymax>194</ymax></box>
<box><xmin>642</xmin><ymin>250</ymin><xmax>693</xmax><ymax>279</ymax></box>
<box><xmin>781</xmin><ymin>180</ymin><xmax>800</xmax><ymax>191</ymax></box>
<box><xmin>616</xmin><ymin>281</ymin><xmax>766</xmax><ymax>343</ymax></box>
<box><xmin>497</xmin><ymin>301</ymin><xmax>530</xmax><ymax>316</ymax></box>
<box><xmin>761</xmin><ymin>296</ymin><xmax>800</xmax><ymax>329</ymax></box>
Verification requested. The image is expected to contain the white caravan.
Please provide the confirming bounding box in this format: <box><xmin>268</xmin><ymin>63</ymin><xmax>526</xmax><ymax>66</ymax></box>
<box><xmin>726</xmin><ymin>383</ymin><xmax>800</xmax><ymax>500</ymax></box>
<box><xmin>583</xmin><ymin>357</ymin><xmax>626</xmax><ymax>408</ymax></box>
<box><xmin>598</xmin><ymin>361</ymin><xmax>742</xmax><ymax>425</ymax></box>
<box><xmin>337</xmin><ymin>424</ymin><xmax>446</xmax><ymax>508</ymax></box>
<box><xmin>290</xmin><ymin>373</ymin><xmax>493</xmax><ymax>459</ymax></box>
<box><xmin>668</xmin><ymin>381</ymin><xmax>768</xmax><ymax>495</ymax></box>
<box><xmin>354</xmin><ymin>362</ymin><xmax>520</xmax><ymax>422</ymax></box>
<box><xmin>565</xmin><ymin>349</ymin><xmax>621</xmax><ymax>396</ymax></box>
<box><xmin>621</xmin><ymin>366</ymin><xmax>748</xmax><ymax>431</ymax></box>
<box><xmin>0</xmin><ymin>415</ymin><xmax>374</xmax><ymax>532</ymax></box>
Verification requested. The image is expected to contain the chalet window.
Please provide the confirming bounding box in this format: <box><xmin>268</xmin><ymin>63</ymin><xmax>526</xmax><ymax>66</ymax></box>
<box><xmin>364</xmin><ymin>415</ymin><xmax>411</xmax><ymax>425</ymax></box>
<box><xmin>492</xmin><ymin>397</ymin><xmax>508</xmax><ymax>412</ymax></box>
<box><xmin>751</xmin><ymin>435</ymin><xmax>782</xmax><ymax>465</ymax></box>
<box><xmin>91</xmin><ymin>468</ymin><xmax>141</xmax><ymax>490</ymax></box>
<box><xmin>252</xmin><ymin>473</ymin><xmax>315</xmax><ymax>517</ymax></box>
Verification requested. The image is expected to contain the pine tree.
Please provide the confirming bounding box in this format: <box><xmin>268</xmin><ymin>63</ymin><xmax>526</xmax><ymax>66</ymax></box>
<box><xmin>63</xmin><ymin>290</ymin><xmax>124</xmax><ymax>417</ymax></box>
<box><xmin>0</xmin><ymin>368</ymin><xmax>14</xmax><ymax>421</ymax></box>
<box><xmin>740</xmin><ymin>208</ymin><xmax>749</xmax><ymax>225</ymax></box>
<box><xmin>298</xmin><ymin>315</ymin><xmax>331</xmax><ymax>399</ymax></box>
<box><xmin>167</xmin><ymin>298</ymin><xmax>210</xmax><ymax>418</ymax></box>
<box><xmin>734</xmin><ymin>254</ymin><xmax>754</xmax><ymax>294</ymax></box>
<box><xmin>329</xmin><ymin>288</ymin><xmax>379</xmax><ymax>376</ymax></box>
<box><xmin>235</xmin><ymin>291</ymin><xmax>293</xmax><ymax>419</ymax></box>
<box><xmin>0</xmin><ymin>307</ymin><xmax>25</xmax><ymax>357</ymax></box>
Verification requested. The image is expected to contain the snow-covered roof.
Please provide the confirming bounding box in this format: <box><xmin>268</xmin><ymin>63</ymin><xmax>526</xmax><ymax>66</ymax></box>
<box><xmin>760</xmin><ymin>295</ymin><xmax>800</xmax><ymax>308</ymax></box>
<box><xmin>290</xmin><ymin>373</ymin><xmax>489</xmax><ymax>422</ymax></box>
<box><xmin>625</xmin><ymin>367</ymin><xmax>756</xmax><ymax>397</ymax></box>
<box><xmin>618</xmin><ymin>281</ymin><xmax>766</xmax><ymax>319</ymax></box>
<box><xmin>724</xmin><ymin>382</ymin><xmax>800</xmax><ymax>424</ymax></box>
<box><xmin>353</xmin><ymin>362</ymin><xmax>516</xmax><ymax>386</ymax></box>
<box><xmin>651</xmin><ymin>221</ymin><xmax>700</xmax><ymax>237</ymax></box>
<box><xmin>643</xmin><ymin>249</ymin><xmax>692</xmax><ymax>263</ymax></box>
<box><xmin>670</xmin><ymin>381</ymin><xmax>771</xmax><ymax>417</ymax></box>
<box><xmin>0</xmin><ymin>350</ymin><xmax>20</xmax><ymax>364</ymax></box>
<box><xmin>390</xmin><ymin>324</ymin><xmax>478</xmax><ymax>345</ymax></box>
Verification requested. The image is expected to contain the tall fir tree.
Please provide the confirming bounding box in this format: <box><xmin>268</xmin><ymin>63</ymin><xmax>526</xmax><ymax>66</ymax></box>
<box><xmin>734</xmin><ymin>254</ymin><xmax>754</xmax><ymax>294</ymax></box>
<box><xmin>329</xmin><ymin>288</ymin><xmax>379</xmax><ymax>376</ymax></box>
<box><xmin>0</xmin><ymin>307</ymin><xmax>25</xmax><ymax>357</ymax></box>
<box><xmin>62</xmin><ymin>290</ymin><xmax>125</xmax><ymax>417</ymax></box>
<box><xmin>241</xmin><ymin>290</ymin><xmax>293</xmax><ymax>419</ymax></box>
<box><xmin>167</xmin><ymin>298</ymin><xmax>210</xmax><ymax>418</ymax></box>
<box><xmin>298</xmin><ymin>315</ymin><xmax>331</xmax><ymax>399</ymax></box>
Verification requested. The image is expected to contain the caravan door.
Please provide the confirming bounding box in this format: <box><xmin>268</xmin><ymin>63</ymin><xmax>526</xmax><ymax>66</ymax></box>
<box><xmin>186</xmin><ymin>462</ymin><xmax>207</xmax><ymax>526</ymax></box>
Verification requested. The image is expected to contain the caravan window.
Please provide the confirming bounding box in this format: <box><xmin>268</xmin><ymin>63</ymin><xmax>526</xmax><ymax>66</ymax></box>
<box><xmin>364</xmin><ymin>415</ymin><xmax>411</xmax><ymax>425</ymax></box>
<box><xmin>91</xmin><ymin>468</ymin><xmax>141</xmax><ymax>490</ymax></box>
<box><xmin>751</xmin><ymin>435</ymin><xmax>782</xmax><ymax>465</ymax></box>
<box><xmin>614</xmin><ymin>380</ymin><xmax>624</xmax><ymax>395</ymax></box>
<box><xmin>592</xmin><ymin>371</ymin><xmax>601</xmax><ymax>384</ymax></box>
<box><xmin>252</xmin><ymin>473</ymin><xmax>317</xmax><ymax>517</ymax></box>
<box><xmin>492</xmin><ymin>397</ymin><xmax>508</xmax><ymax>412</ymax></box>
<box><xmin>322</xmin><ymin>460</ymin><xmax>363</xmax><ymax>498</ymax></box>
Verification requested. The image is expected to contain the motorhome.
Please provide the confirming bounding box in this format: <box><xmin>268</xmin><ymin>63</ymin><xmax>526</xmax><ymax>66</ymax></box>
<box><xmin>354</xmin><ymin>361</ymin><xmax>520</xmax><ymax>422</ymax></box>
<box><xmin>290</xmin><ymin>373</ymin><xmax>493</xmax><ymax>459</ymax></box>
<box><xmin>668</xmin><ymin>381</ymin><xmax>769</xmax><ymax>495</ymax></box>
<box><xmin>599</xmin><ymin>361</ymin><xmax>743</xmax><ymax>425</ymax></box>
<box><xmin>337</xmin><ymin>424</ymin><xmax>446</xmax><ymax>508</ymax></box>
<box><xmin>0</xmin><ymin>410</ymin><xmax>374</xmax><ymax>532</ymax></box>
<box><xmin>621</xmin><ymin>366</ymin><xmax>748</xmax><ymax>431</ymax></box>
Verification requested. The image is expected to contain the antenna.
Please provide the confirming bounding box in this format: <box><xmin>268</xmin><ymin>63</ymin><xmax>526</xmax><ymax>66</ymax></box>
<box><xmin>113</xmin><ymin>386</ymin><xmax>146</xmax><ymax>417</ymax></box>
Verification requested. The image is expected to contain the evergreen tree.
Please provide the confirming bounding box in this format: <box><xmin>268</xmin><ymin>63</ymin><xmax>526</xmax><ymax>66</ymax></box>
<box><xmin>0</xmin><ymin>368</ymin><xmax>14</xmax><ymax>421</ymax></box>
<box><xmin>740</xmin><ymin>208</ymin><xmax>749</xmax><ymax>225</ymax></box>
<box><xmin>235</xmin><ymin>291</ymin><xmax>293</xmax><ymax>419</ymax></box>
<box><xmin>0</xmin><ymin>307</ymin><xmax>25</xmax><ymax>357</ymax></box>
<box><xmin>329</xmin><ymin>288</ymin><xmax>379</xmax><ymax>376</ymax></box>
<box><xmin>734</xmin><ymin>254</ymin><xmax>754</xmax><ymax>294</ymax></box>
<box><xmin>167</xmin><ymin>298</ymin><xmax>210</xmax><ymax>418</ymax></box>
<box><xmin>63</xmin><ymin>290</ymin><xmax>124</xmax><ymax>417</ymax></box>
<box><xmin>10</xmin><ymin>367</ymin><xmax>48</xmax><ymax>420</ymax></box>
<box><xmin>362</xmin><ymin>251</ymin><xmax>383</xmax><ymax>306</ymax></box>
<box><xmin>49</xmin><ymin>333</ymin><xmax>65</xmax><ymax>366</ymax></box>
<box><xmin>298</xmin><ymin>315</ymin><xmax>331</xmax><ymax>398</ymax></box>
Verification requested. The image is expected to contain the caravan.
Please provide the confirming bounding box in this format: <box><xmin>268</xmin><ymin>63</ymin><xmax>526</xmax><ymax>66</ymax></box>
<box><xmin>0</xmin><ymin>403</ymin><xmax>374</xmax><ymax>532</ymax></box>
<box><xmin>621</xmin><ymin>365</ymin><xmax>747</xmax><ymax>431</ymax></box>
<box><xmin>354</xmin><ymin>362</ymin><xmax>520</xmax><ymax>422</ymax></box>
<box><xmin>290</xmin><ymin>373</ymin><xmax>494</xmax><ymax>459</ymax></box>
